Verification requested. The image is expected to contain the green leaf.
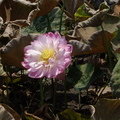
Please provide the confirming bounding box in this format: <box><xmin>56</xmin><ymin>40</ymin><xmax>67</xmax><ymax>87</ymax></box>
<box><xmin>111</xmin><ymin>28</ymin><xmax>120</xmax><ymax>53</ymax></box>
<box><xmin>113</xmin><ymin>53</ymin><xmax>120</xmax><ymax>61</ymax></box>
<box><xmin>58</xmin><ymin>109</ymin><xmax>91</xmax><ymax>120</ymax></box>
<box><xmin>99</xmin><ymin>1</ymin><xmax>110</xmax><ymax>11</ymax></box>
<box><xmin>74</xmin><ymin>3</ymin><xmax>92</xmax><ymax>21</ymax></box>
<box><xmin>66</xmin><ymin>63</ymin><xmax>103</xmax><ymax>91</ymax></box>
<box><xmin>5</xmin><ymin>77</ymin><xmax>22</xmax><ymax>84</ymax></box>
<box><xmin>110</xmin><ymin>59</ymin><xmax>120</xmax><ymax>97</ymax></box>
<box><xmin>25</xmin><ymin>116</ymin><xmax>36</xmax><ymax>120</ymax></box>
<box><xmin>74</xmin><ymin>63</ymin><xmax>103</xmax><ymax>91</ymax></box>
<box><xmin>66</xmin><ymin>64</ymin><xmax>82</xmax><ymax>89</ymax></box>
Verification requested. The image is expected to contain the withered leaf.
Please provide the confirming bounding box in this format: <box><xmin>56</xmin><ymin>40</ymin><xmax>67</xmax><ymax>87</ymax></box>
<box><xmin>0</xmin><ymin>103</ymin><xmax>22</xmax><ymax>120</ymax></box>
<box><xmin>92</xmin><ymin>98</ymin><xmax>120</xmax><ymax>120</ymax></box>
<box><xmin>1</xmin><ymin>34</ymin><xmax>39</xmax><ymax>68</ymax></box>
<box><xmin>75</xmin><ymin>27</ymin><xmax>99</xmax><ymax>42</ymax></box>
<box><xmin>0</xmin><ymin>0</ymin><xmax>60</xmax><ymax>27</ymax></box>
<box><xmin>113</xmin><ymin>0</ymin><xmax>120</xmax><ymax>16</ymax></box>
<box><xmin>77</xmin><ymin>9</ymin><xmax>109</xmax><ymax>27</ymax></box>
<box><xmin>69</xmin><ymin>30</ymin><xmax>113</xmax><ymax>56</ymax></box>
<box><xmin>25</xmin><ymin>111</ymin><xmax>43</xmax><ymax>120</ymax></box>
<box><xmin>33</xmin><ymin>104</ymin><xmax>53</xmax><ymax>120</ymax></box>
<box><xmin>87</xmin><ymin>30</ymin><xmax>113</xmax><ymax>54</ymax></box>
<box><xmin>102</xmin><ymin>14</ymin><xmax>120</xmax><ymax>33</ymax></box>
<box><xmin>37</xmin><ymin>0</ymin><xmax>60</xmax><ymax>16</ymax></box>
<box><xmin>0</xmin><ymin>0</ymin><xmax>37</xmax><ymax>22</ymax></box>
<box><xmin>69</xmin><ymin>40</ymin><xmax>91</xmax><ymax>56</ymax></box>
<box><xmin>62</xmin><ymin>0</ymin><xmax>84</xmax><ymax>18</ymax></box>
<box><xmin>1</xmin><ymin>23</ymin><xmax>20</xmax><ymax>40</ymax></box>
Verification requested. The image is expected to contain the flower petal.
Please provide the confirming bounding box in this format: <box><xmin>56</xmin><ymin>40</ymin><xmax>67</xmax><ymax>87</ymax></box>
<box><xmin>22</xmin><ymin>32</ymin><xmax>73</xmax><ymax>79</ymax></box>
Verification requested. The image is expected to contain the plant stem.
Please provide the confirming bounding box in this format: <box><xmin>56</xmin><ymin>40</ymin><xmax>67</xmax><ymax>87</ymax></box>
<box><xmin>40</xmin><ymin>78</ymin><xmax>44</xmax><ymax>106</ymax></box>
<box><xmin>78</xmin><ymin>90</ymin><xmax>81</xmax><ymax>109</ymax></box>
<box><xmin>64</xmin><ymin>79</ymin><xmax>67</xmax><ymax>109</ymax></box>
<box><xmin>59</xmin><ymin>0</ymin><xmax>65</xmax><ymax>34</ymax></box>
<box><xmin>101</xmin><ymin>25</ymin><xmax>112</xmax><ymax>73</ymax></box>
<box><xmin>98</xmin><ymin>77</ymin><xmax>110</xmax><ymax>99</ymax></box>
<box><xmin>46</xmin><ymin>14</ymin><xmax>52</xmax><ymax>32</ymax></box>
<box><xmin>52</xmin><ymin>79</ymin><xmax>57</xmax><ymax>112</ymax></box>
<box><xmin>5</xmin><ymin>77</ymin><xmax>9</xmax><ymax>104</ymax></box>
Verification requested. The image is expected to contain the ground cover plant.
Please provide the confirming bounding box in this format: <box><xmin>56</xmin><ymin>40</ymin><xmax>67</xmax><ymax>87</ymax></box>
<box><xmin>1</xmin><ymin>0</ymin><xmax>120</xmax><ymax>120</ymax></box>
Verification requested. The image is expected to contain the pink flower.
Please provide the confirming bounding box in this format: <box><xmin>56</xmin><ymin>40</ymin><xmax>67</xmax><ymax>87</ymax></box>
<box><xmin>21</xmin><ymin>32</ymin><xmax>73</xmax><ymax>79</ymax></box>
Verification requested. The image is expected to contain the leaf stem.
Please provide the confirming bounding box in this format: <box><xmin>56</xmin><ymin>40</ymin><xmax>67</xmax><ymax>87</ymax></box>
<box><xmin>78</xmin><ymin>90</ymin><xmax>81</xmax><ymax>109</ymax></box>
<box><xmin>64</xmin><ymin>79</ymin><xmax>67</xmax><ymax>109</ymax></box>
<box><xmin>59</xmin><ymin>0</ymin><xmax>65</xmax><ymax>34</ymax></box>
<box><xmin>52</xmin><ymin>78</ymin><xmax>57</xmax><ymax>112</ymax></box>
<box><xmin>101</xmin><ymin>25</ymin><xmax>112</xmax><ymax>73</ymax></box>
<box><xmin>40</xmin><ymin>78</ymin><xmax>44</xmax><ymax>106</ymax></box>
<box><xmin>46</xmin><ymin>14</ymin><xmax>52</xmax><ymax>32</ymax></box>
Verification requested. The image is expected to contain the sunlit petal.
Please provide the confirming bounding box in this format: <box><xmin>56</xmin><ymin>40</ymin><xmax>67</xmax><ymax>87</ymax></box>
<box><xmin>22</xmin><ymin>32</ymin><xmax>73</xmax><ymax>79</ymax></box>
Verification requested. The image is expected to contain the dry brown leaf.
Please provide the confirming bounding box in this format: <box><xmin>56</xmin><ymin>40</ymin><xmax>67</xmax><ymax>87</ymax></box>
<box><xmin>113</xmin><ymin>1</ymin><xmax>120</xmax><ymax>16</ymax></box>
<box><xmin>0</xmin><ymin>23</ymin><xmax>21</xmax><ymax>46</ymax></box>
<box><xmin>0</xmin><ymin>56</ymin><xmax>6</xmax><ymax>76</ymax></box>
<box><xmin>69</xmin><ymin>40</ymin><xmax>91</xmax><ymax>56</ymax></box>
<box><xmin>61</xmin><ymin>0</ymin><xmax>84</xmax><ymax>18</ymax></box>
<box><xmin>75</xmin><ymin>27</ymin><xmax>99</xmax><ymax>42</ymax></box>
<box><xmin>0</xmin><ymin>0</ymin><xmax>37</xmax><ymax>22</ymax></box>
<box><xmin>69</xmin><ymin>30</ymin><xmax>113</xmax><ymax>56</ymax></box>
<box><xmin>33</xmin><ymin>104</ymin><xmax>53</xmax><ymax>120</ymax></box>
<box><xmin>37</xmin><ymin>0</ymin><xmax>60</xmax><ymax>16</ymax></box>
<box><xmin>25</xmin><ymin>111</ymin><xmax>43</xmax><ymax>120</ymax></box>
<box><xmin>0</xmin><ymin>0</ymin><xmax>60</xmax><ymax>26</ymax></box>
<box><xmin>102</xmin><ymin>14</ymin><xmax>120</xmax><ymax>34</ymax></box>
<box><xmin>0</xmin><ymin>0</ymin><xmax>60</xmax><ymax>47</ymax></box>
<box><xmin>0</xmin><ymin>16</ymin><xmax>3</xmax><ymax>29</ymax></box>
<box><xmin>25</xmin><ymin>104</ymin><xmax>53</xmax><ymax>120</ymax></box>
<box><xmin>87</xmin><ymin>31</ymin><xmax>113</xmax><ymax>54</ymax></box>
<box><xmin>0</xmin><ymin>103</ymin><xmax>22</xmax><ymax>120</ymax></box>
<box><xmin>1</xmin><ymin>23</ymin><xmax>20</xmax><ymax>39</ymax></box>
<box><xmin>92</xmin><ymin>98</ymin><xmax>120</xmax><ymax>120</ymax></box>
<box><xmin>77</xmin><ymin>9</ymin><xmax>109</xmax><ymax>27</ymax></box>
<box><xmin>1</xmin><ymin>34</ymin><xmax>39</xmax><ymax>68</ymax></box>
<box><xmin>10</xmin><ymin>20</ymin><xmax>30</xmax><ymax>27</ymax></box>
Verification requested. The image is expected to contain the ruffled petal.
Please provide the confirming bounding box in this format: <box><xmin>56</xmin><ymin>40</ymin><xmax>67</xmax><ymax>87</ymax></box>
<box><xmin>22</xmin><ymin>32</ymin><xmax>73</xmax><ymax>79</ymax></box>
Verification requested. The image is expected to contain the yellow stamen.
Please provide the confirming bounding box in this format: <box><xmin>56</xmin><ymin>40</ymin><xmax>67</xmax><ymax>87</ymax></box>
<box><xmin>42</xmin><ymin>49</ymin><xmax>54</xmax><ymax>60</ymax></box>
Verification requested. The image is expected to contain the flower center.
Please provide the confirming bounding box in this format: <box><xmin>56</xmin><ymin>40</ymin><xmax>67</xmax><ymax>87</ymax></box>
<box><xmin>41</xmin><ymin>49</ymin><xmax>54</xmax><ymax>60</ymax></box>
